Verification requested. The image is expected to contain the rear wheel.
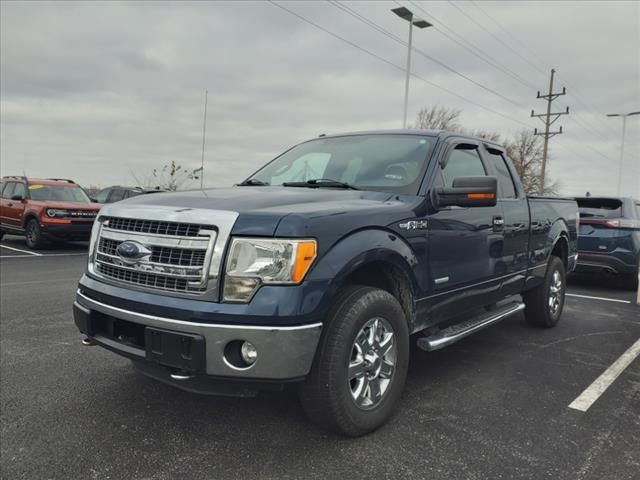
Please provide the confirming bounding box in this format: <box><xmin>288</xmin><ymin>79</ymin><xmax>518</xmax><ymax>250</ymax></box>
<box><xmin>299</xmin><ymin>286</ymin><xmax>409</xmax><ymax>437</ymax></box>
<box><xmin>25</xmin><ymin>218</ymin><xmax>46</xmax><ymax>249</ymax></box>
<box><xmin>523</xmin><ymin>256</ymin><xmax>566</xmax><ymax>328</ymax></box>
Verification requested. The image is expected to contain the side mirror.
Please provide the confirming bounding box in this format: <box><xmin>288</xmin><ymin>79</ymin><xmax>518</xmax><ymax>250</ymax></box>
<box><xmin>11</xmin><ymin>194</ymin><xmax>24</xmax><ymax>201</ymax></box>
<box><xmin>435</xmin><ymin>176</ymin><xmax>497</xmax><ymax>208</ymax></box>
<box><xmin>90</xmin><ymin>197</ymin><xmax>98</xmax><ymax>203</ymax></box>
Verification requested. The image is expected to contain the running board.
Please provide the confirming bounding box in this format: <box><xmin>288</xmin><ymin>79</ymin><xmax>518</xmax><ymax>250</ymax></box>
<box><xmin>416</xmin><ymin>301</ymin><xmax>525</xmax><ymax>351</ymax></box>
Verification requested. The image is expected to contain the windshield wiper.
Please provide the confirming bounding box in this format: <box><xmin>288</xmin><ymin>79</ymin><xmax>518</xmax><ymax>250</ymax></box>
<box><xmin>238</xmin><ymin>178</ymin><xmax>269</xmax><ymax>186</ymax></box>
<box><xmin>282</xmin><ymin>179</ymin><xmax>360</xmax><ymax>190</ymax></box>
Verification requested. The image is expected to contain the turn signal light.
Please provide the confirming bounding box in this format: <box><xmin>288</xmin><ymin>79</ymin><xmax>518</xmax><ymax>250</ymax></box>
<box><xmin>467</xmin><ymin>193</ymin><xmax>495</xmax><ymax>199</ymax></box>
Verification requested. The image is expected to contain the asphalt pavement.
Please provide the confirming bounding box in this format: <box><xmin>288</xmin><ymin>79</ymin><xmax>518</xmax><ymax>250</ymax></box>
<box><xmin>1</xmin><ymin>234</ymin><xmax>638</xmax><ymax>480</ymax></box>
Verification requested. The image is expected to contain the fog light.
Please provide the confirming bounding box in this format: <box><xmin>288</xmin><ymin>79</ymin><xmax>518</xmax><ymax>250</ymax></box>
<box><xmin>240</xmin><ymin>341</ymin><xmax>258</xmax><ymax>365</ymax></box>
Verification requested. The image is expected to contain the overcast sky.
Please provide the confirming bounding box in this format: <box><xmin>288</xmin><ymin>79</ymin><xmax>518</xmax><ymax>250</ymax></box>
<box><xmin>1</xmin><ymin>1</ymin><xmax>638</xmax><ymax>197</ymax></box>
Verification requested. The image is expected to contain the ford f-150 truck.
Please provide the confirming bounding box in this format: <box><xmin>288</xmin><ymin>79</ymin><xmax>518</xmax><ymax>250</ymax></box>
<box><xmin>73</xmin><ymin>130</ymin><xmax>578</xmax><ymax>436</ymax></box>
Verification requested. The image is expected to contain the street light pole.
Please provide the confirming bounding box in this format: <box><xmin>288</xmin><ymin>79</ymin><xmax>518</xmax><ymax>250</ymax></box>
<box><xmin>391</xmin><ymin>7</ymin><xmax>432</xmax><ymax>129</ymax></box>
<box><xmin>607</xmin><ymin>111</ymin><xmax>640</xmax><ymax>195</ymax></box>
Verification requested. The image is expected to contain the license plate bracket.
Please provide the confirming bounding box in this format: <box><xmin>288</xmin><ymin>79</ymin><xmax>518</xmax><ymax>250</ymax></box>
<box><xmin>144</xmin><ymin>327</ymin><xmax>205</xmax><ymax>372</ymax></box>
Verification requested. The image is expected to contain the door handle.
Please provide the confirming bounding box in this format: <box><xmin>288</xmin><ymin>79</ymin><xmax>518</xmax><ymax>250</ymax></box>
<box><xmin>492</xmin><ymin>216</ymin><xmax>504</xmax><ymax>232</ymax></box>
<box><xmin>7</xmin><ymin>203</ymin><xmax>13</xmax><ymax>207</ymax></box>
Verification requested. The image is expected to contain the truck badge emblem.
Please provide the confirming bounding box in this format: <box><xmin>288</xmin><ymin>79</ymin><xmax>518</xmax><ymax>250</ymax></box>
<box><xmin>399</xmin><ymin>220</ymin><xmax>428</xmax><ymax>230</ymax></box>
<box><xmin>116</xmin><ymin>240</ymin><xmax>151</xmax><ymax>264</ymax></box>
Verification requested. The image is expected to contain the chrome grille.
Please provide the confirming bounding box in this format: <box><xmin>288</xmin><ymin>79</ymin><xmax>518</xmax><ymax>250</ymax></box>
<box><xmin>103</xmin><ymin>216</ymin><xmax>212</xmax><ymax>237</ymax></box>
<box><xmin>98</xmin><ymin>238</ymin><xmax>207</xmax><ymax>267</ymax></box>
<box><xmin>92</xmin><ymin>216</ymin><xmax>216</xmax><ymax>295</ymax></box>
<box><xmin>95</xmin><ymin>263</ymin><xmax>196</xmax><ymax>292</ymax></box>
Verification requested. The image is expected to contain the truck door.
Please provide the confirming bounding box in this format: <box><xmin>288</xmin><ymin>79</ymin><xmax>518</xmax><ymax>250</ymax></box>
<box><xmin>425</xmin><ymin>140</ymin><xmax>505</xmax><ymax>321</ymax></box>
<box><xmin>482</xmin><ymin>146</ymin><xmax>529</xmax><ymax>296</ymax></box>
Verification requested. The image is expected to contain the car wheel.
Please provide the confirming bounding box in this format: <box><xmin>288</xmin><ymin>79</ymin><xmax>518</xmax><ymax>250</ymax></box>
<box><xmin>25</xmin><ymin>218</ymin><xmax>46</xmax><ymax>249</ymax></box>
<box><xmin>299</xmin><ymin>285</ymin><xmax>409</xmax><ymax>437</ymax></box>
<box><xmin>523</xmin><ymin>256</ymin><xmax>566</xmax><ymax>328</ymax></box>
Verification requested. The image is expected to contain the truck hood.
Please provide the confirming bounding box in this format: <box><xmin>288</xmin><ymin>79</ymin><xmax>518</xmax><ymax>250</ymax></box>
<box><xmin>110</xmin><ymin>186</ymin><xmax>415</xmax><ymax>237</ymax></box>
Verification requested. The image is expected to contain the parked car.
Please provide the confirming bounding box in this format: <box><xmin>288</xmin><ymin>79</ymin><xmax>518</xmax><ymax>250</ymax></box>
<box><xmin>73</xmin><ymin>130</ymin><xmax>578</xmax><ymax>436</ymax></box>
<box><xmin>574</xmin><ymin>196</ymin><xmax>640</xmax><ymax>288</ymax></box>
<box><xmin>0</xmin><ymin>176</ymin><xmax>102</xmax><ymax>248</ymax></box>
<box><xmin>91</xmin><ymin>186</ymin><xmax>166</xmax><ymax>204</ymax></box>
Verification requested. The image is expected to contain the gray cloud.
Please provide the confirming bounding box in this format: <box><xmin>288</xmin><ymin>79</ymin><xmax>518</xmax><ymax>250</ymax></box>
<box><xmin>1</xmin><ymin>0</ymin><xmax>638</xmax><ymax>196</ymax></box>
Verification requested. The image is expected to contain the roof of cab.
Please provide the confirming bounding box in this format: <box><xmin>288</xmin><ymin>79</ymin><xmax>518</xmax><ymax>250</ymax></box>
<box><xmin>312</xmin><ymin>129</ymin><xmax>504</xmax><ymax>149</ymax></box>
<box><xmin>1</xmin><ymin>177</ymin><xmax>77</xmax><ymax>186</ymax></box>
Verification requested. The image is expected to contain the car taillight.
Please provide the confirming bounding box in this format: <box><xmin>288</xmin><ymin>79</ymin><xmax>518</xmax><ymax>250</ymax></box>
<box><xmin>603</xmin><ymin>219</ymin><xmax>640</xmax><ymax>229</ymax></box>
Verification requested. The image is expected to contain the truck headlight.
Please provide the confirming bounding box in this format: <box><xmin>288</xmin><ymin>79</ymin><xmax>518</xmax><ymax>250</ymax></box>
<box><xmin>223</xmin><ymin>238</ymin><xmax>317</xmax><ymax>302</ymax></box>
<box><xmin>45</xmin><ymin>208</ymin><xmax>69</xmax><ymax>218</ymax></box>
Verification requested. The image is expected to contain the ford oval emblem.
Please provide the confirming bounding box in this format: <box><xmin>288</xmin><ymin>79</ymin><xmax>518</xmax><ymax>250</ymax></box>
<box><xmin>116</xmin><ymin>240</ymin><xmax>151</xmax><ymax>264</ymax></box>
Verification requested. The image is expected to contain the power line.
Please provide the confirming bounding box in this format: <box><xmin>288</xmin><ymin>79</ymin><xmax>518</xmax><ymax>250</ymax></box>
<box><xmin>446</xmin><ymin>0</ymin><xmax>548</xmax><ymax>79</ymax></box>
<box><xmin>457</xmin><ymin>2</ymin><xmax>622</xmax><ymax>138</ymax></box>
<box><xmin>404</xmin><ymin>1</ymin><xmax>539</xmax><ymax>91</ymax></box>
<box><xmin>269</xmin><ymin>1</ymin><xmax>535</xmax><ymax>128</ymax></box>
<box><xmin>329</xmin><ymin>1</ymin><xmax>526</xmax><ymax>108</ymax></box>
<box><xmin>468</xmin><ymin>0</ymin><xmax>550</xmax><ymax>73</ymax></box>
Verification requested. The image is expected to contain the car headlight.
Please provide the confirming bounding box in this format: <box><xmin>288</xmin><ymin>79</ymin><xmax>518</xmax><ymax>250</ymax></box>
<box><xmin>223</xmin><ymin>238</ymin><xmax>317</xmax><ymax>302</ymax></box>
<box><xmin>45</xmin><ymin>208</ymin><xmax>70</xmax><ymax>218</ymax></box>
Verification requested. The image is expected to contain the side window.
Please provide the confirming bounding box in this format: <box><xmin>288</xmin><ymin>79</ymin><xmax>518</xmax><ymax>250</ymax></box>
<box><xmin>2</xmin><ymin>182</ymin><xmax>16</xmax><ymax>199</ymax></box>
<box><xmin>485</xmin><ymin>151</ymin><xmax>517</xmax><ymax>199</ymax></box>
<box><xmin>12</xmin><ymin>183</ymin><xmax>27</xmax><ymax>198</ymax></box>
<box><xmin>441</xmin><ymin>146</ymin><xmax>486</xmax><ymax>187</ymax></box>
<box><xmin>109</xmin><ymin>188</ymin><xmax>126</xmax><ymax>203</ymax></box>
<box><xmin>93</xmin><ymin>188</ymin><xmax>111</xmax><ymax>203</ymax></box>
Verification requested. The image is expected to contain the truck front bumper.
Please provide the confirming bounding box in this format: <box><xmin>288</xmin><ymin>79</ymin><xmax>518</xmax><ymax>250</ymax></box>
<box><xmin>73</xmin><ymin>290</ymin><xmax>323</xmax><ymax>387</ymax></box>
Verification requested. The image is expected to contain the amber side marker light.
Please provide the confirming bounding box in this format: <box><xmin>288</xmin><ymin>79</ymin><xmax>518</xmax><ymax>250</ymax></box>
<box><xmin>467</xmin><ymin>193</ymin><xmax>495</xmax><ymax>199</ymax></box>
<box><xmin>292</xmin><ymin>241</ymin><xmax>317</xmax><ymax>283</ymax></box>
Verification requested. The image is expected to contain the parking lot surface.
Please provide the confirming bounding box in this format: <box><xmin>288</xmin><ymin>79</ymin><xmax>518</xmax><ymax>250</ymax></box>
<box><xmin>1</xmin><ymin>235</ymin><xmax>638</xmax><ymax>480</ymax></box>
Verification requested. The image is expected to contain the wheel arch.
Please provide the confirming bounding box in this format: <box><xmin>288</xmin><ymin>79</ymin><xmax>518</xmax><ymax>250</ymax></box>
<box><xmin>308</xmin><ymin>228</ymin><xmax>422</xmax><ymax>332</ymax></box>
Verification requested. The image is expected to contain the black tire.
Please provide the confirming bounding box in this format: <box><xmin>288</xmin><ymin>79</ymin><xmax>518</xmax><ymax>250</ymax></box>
<box><xmin>622</xmin><ymin>272</ymin><xmax>639</xmax><ymax>291</ymax></box>
<box><xmin>299</xmin><ymin>285</ymin><xmax>410</xmax><ymax>437</ymax></box>
<box><xmin>25</xmin><ymin>218</ymin><xmax>46</xmax><ymax>249</ymax></box>
<box><xmin>523</xmin><ymin>256</ymin><xmax>566</xmax><ymax>328</ymax></box>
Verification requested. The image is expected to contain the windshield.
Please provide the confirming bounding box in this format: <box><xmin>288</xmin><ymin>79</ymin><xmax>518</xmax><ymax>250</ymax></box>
<box><xmin>28</xmin><ymin>184</ymin><xmax>91</xmax><ymax>203</ymax></box>
<box><xmin>248</xmin><ymin>134</ymin><xmax>437</xmax><ymax>194</ymax></box>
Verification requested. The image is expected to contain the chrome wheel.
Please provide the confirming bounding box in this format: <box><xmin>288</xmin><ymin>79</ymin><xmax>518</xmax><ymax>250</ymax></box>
<box><xmin>349</xmin><ymin>317</ymin><xmax>396</xmax><ymax>410</ymax></box>
<box><xmin>548</xmin><ymin>269</ymin><xmax>563</xmax><ymax>316</ymax></box>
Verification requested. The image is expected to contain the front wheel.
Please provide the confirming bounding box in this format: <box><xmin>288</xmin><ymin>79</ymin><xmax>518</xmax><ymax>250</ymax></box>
<box><xmin>299</xmin><ymin>286</ymin><xmax>409</xmax><ymax>437</ymax></box>
<box><xmin>25</xmin><ymin>218</ymin><xmax>46</xmax><ymax>249</ymax></box>
<box><xmin>523</xmin><ymin>256</ymin><xmax>566</xmax><ymax>328</ymax></box>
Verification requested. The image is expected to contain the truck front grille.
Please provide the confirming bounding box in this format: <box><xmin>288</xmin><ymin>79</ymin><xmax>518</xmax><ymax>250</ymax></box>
<box><xmin>102</xmin><ymin>216</ymin><xmax>211</xmax><ymax>237</ymax></box>
<box><xmin>92</xmin><ymin>216</ymin><xmax>216</xmax><ymax>295</ymax></box>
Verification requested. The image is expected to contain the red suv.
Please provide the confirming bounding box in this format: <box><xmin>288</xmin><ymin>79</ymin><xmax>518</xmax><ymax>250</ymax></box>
<box><xmin>0</xmin><ymin>176</ymin><xmax>102</xmax><ymax>249</ymax></box>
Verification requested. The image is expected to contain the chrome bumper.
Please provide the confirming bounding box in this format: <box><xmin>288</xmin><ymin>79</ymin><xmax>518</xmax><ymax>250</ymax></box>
<box><xmin>74</xmin><ymin>290</ymin><xmax>322</xmax><ymax>380</ymax></box>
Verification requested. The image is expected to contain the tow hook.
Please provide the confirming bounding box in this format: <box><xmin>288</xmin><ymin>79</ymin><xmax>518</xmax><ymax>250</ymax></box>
<box><xmin>81</xmin><ymin>337</ymin><xmax>95</xmax><ymax>346</ymax></box>
<box><xmin>170</xmin><ymin>370</ymin><xmax>195</xmax><ymax>381</ymax></box>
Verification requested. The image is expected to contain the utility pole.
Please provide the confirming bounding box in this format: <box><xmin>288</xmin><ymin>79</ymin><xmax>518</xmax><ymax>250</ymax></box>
<box><xmin>531</xmin><ymin>69</ymin><xmax>568</xmax><ymax>195</ymax></box>
<box><xmin>200</xmin><ymin>89</ymin><xmax>208</xmax><ymax>189</ymax></box>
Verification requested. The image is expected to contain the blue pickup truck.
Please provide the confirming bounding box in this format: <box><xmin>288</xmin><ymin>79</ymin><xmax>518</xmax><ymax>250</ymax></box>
<box><xmin>73</xmin><ymin>130</ymin><xmax>578</xmax><ymax>436</ymax></box>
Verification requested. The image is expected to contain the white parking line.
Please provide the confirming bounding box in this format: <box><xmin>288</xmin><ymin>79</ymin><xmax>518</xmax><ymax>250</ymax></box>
<box><xmin>566</xmin><ymin>293</ymin><xmax>631</xmax><ymax>304</ymax></box>
<box><xmin>0</xmin><ymin>253</ymin><xmax>87</xmax><ymax>258</ymax></box>
<box><xmin>568</xmin><ymin>338</ymin><xmax>640</xmax><ymax>412</ymax></box>
<box><xmin>0</xmin><ymin>244</ymin><xmax>42</xmax><ymax>256</ymax></box>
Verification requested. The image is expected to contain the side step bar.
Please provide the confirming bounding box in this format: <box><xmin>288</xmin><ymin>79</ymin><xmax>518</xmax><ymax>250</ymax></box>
<box><xmin>416</xmin><ymin>301</ymin><xmax>525</xmax><ymax>352</ymax></box>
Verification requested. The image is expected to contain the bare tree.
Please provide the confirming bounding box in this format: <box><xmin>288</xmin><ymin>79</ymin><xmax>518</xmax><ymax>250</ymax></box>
<box><xmin>505</xmin><ymin>130</ymin><xmax>560</xmax><ymax>195</ymax></box>
<box><xmin>150</xmin><ymin>161</ymin><xmax>203</xmax><ymax>191</ymax></box>
<box><xmin>411</xmin><ymin>105</ymin><xmax>461</xmax><ymax>131</ymax></box>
